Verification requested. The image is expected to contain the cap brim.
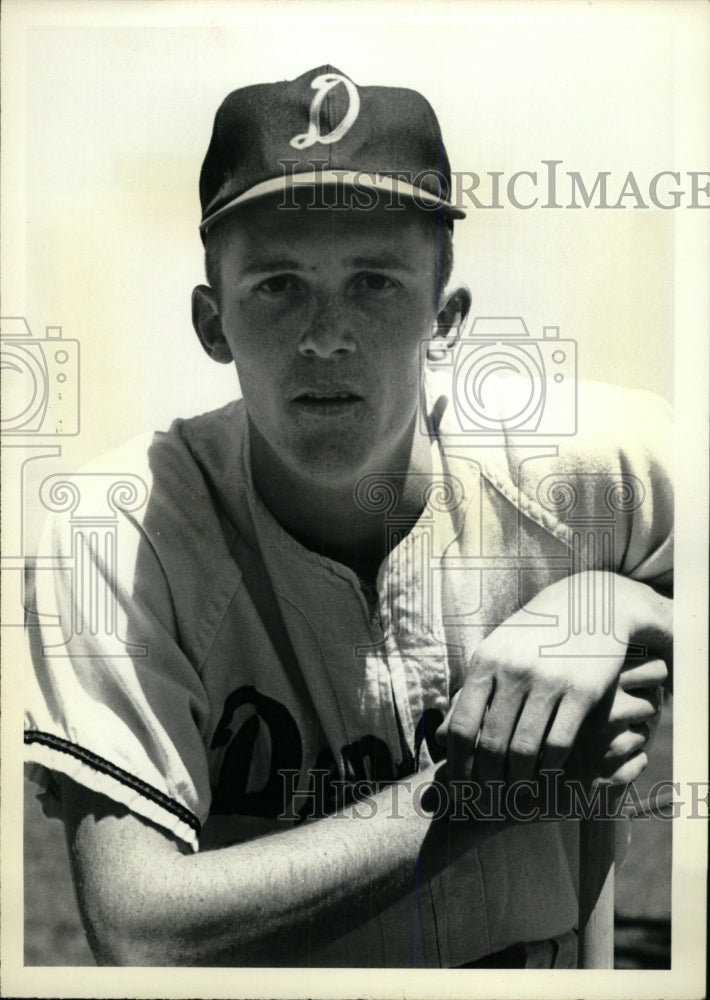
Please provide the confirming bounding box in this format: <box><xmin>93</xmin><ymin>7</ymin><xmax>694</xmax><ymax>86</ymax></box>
<box><xmin>200</xmin><ymin>168</ymin><xmax>466</xmax><ymax>236</ymax></box>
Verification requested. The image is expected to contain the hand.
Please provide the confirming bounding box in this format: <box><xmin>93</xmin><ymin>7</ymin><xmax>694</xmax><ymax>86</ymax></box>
<box><xmin>437</xmin><ymin>573</ymin><xmax>670</xmax><ymax>788</ymax></box>
<box><xmin>567</xmin><ymin>657</ymin><xmax>666</xmax><ymax>787</ymax></box>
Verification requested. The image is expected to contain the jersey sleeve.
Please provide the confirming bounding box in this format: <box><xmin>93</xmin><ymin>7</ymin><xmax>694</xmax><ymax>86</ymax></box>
<box><xmin>561</xmin><ymin>382</ymin><xmax>673</xmax><ymax>588</ymax></box>
<box><xmin>603</xmin><ymin>387</ymin><xmax>673</xmax><ymax>588</ymax></box>
<box><xmin>24</xmin><ymin>460</ymin><xmax>213</xmax><ymax>852</ymax></box>
<box><xmin>486</xmin><ymin>379</ymin><xmax>674</xmax><ymax>589</ymax></box>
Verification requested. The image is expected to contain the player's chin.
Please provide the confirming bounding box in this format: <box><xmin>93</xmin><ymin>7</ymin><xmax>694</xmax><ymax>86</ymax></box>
<box><xmin>287</xmin><ymin>435</ymin><xmax>378</xmax><ymax>484</ymax></box>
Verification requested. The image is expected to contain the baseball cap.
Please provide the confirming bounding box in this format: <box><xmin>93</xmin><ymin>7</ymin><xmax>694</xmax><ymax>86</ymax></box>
<box><xmin>199</xmin><ymin>64</ymin><xmax>465</xmax><ymax>240</ymax></box>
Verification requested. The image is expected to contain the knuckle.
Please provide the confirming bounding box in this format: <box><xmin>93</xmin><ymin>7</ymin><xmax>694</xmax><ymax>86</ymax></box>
<box><xmin>472</xmin><ymin>641</ymin><xmax>496</xmax><ymax>669</ymax></box>
<box><xmin>545</xmin><ymin>737</ymin><xmax>571</xmax><ymax>757</ymax></box>
<box><xmin>476</xmin><ymin>733</ymin><xmax>503</xmax><ymax>756</ymax></box>
<box><xmin>465</xmin><ymin>672</ymin><xmax>492</xmax><ymax>694</ymax></box>
<box><xmin>542</xmin><ymin>671</ymin><xmax>566</xmax><ymax>695</ymax></box>
<box><xmin>447</xmin><ymin>718</ymin><xmax>474</xmax><ymax>744</ymax></box>
<box><xmin>505</xmin><ymin>661</ymin><xmax>534</xmax><ymax>685</ymax></box>
<box><xmin>510</xmin><ymin>735</ymin><xmax>538</xmax><ymax>757</ymax></box>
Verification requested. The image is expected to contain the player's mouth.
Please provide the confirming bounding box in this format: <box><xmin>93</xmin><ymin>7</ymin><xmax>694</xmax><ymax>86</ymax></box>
<box><xmin>292</xmin><ymin>390</ymin><xmax>364</xmax><ymax>412</ymax></box>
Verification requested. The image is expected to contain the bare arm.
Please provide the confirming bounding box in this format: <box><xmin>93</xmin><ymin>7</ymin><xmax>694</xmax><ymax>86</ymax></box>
<box><xmin>60</xmin><ymin>763</ymin><xmax>501</xmax><ymax>966</ymax></box>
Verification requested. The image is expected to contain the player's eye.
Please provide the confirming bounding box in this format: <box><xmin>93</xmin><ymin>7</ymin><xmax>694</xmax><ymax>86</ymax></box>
<box><xmin>255</xmin><ymin>274</ymin><xmax>300</xmax><ymax>294</ymax></box>
<box><xmin>354</xmin><ymin>273</ymin><xmax>398</xmax><ymax>294</ymax></box>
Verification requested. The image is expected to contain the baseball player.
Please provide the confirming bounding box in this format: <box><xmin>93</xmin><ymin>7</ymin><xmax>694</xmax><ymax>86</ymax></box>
<box><xmin>25</xmin><ymin>66</ymin><xmax>673</xmax><ymax>968</ymax></box>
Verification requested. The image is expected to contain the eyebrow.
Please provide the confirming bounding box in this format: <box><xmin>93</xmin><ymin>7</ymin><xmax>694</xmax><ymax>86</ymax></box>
<box><xmin>239</xmin><ymin>258</ymin><xmax>306</xmax><ymax>275</ymax></box>
<box><xmin>346</xmin><ymin>254</ymin><xmax>417</xmax><ymax>271</ymax></box>
<box><xmin>240</xmin><ymin>254</ymin><xmax>417</xmax><ymax>275</ymax></box>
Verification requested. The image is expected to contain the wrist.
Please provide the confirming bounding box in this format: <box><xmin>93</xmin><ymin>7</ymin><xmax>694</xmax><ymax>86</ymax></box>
<box><xmin>612</xmin><ymin>574</ymin><xmax>673</xmax><ymax>656</ymax></box>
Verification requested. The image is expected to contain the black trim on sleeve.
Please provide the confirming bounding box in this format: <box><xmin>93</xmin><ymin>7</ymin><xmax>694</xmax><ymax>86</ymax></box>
<box><xmin>24</xmin><ymin>730</ymin><xmax>201</xmax><ymax>835</ymax></box>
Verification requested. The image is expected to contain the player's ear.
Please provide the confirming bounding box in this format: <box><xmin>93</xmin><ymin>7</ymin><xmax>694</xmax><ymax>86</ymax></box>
<box><xmin>192</xmin><ymin>285</ymin><xmax>233</xmax><ymax>364</ymax></box>
<box><xmin>431</xmin><ymin>284</ymin><xmax>471</xmax><ymax>355</ymax></box>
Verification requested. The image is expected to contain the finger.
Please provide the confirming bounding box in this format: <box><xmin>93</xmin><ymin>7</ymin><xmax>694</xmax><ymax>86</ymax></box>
<box><xmin>619</xmin><ymin>658</ymin><xmax>668</xmax><ymax>691</ymax></box>
<box><xmin>435</xmin><ymin>689</ymin><xmax>461</xmax><ymax>744</ymax></box>
<box><xmin>472</xmin><ymin>687</ymin><xmax>527</xmax><ymax>784</ymax></box>
<box><xmin>508</xmin><ymin>693</ymin><xmax>560</xmax><ymax>784</ymax></box>
<box><xmin>607</xmin><ymin>686</ymin><xmax>661</xmax><ymax>727</ymax></box>
<box><xmin>598</xmin><ymin>728</ymin><xmax>648</xmax><ymax>772</ymax></box>
<box><xmin>603</xmin><ymin>750</ymin><xmax>649</xmax><ymax>787</ymax></box>
<box><xmin>579</xmin><ymin>687</ymin><xmax>659</xmax><ymax>779</ymax></box>
<box><xmin>539</xmin><ymin>695</ymin><xmax>589</xmax><ymax>774</ymax></box>
<box><xmin>446</xmin><ymin>675</ymin><xmax>493</xmax><ymax>783</ymax></box>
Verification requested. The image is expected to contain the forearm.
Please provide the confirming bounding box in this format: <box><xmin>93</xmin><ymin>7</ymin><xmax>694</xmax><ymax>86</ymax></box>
<box><xmin>64</xmin><ymin>766</ymin><xmax>493</xmax><ymax>966</ymax></box>
<box><xmin>523</xmin><ymin>571</ymin><xmax>672</xmax><ymax>673</ymax></box>
<box><xmin>175</xmin><ymin>777</ymin><xmax>435</xmax><ymax>965</ymax></box>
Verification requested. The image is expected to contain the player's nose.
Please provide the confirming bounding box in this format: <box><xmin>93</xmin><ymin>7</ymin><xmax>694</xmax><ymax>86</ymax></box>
<box><xmin>297</xmin><ymin>294</ymin><xmax>356</xmax><ymax>359</ymax></box>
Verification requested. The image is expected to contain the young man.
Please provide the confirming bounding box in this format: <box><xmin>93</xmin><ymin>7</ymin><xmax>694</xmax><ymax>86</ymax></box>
<box><xmin>25</xmin><ymin>66</ymin><xmax>672</xmax><ymax>968</ymax></box>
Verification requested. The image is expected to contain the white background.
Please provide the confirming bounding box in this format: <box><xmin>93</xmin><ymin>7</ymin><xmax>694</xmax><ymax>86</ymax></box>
<box><xmin>2</xmin><ymin>3</ymin><xmax>708</xmax><ymax>999</ymax></box>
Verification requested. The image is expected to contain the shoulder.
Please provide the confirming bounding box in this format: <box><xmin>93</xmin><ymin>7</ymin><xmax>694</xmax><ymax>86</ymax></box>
<box><xmin>495</xmin><ymin>379</ymin><xmax>673</xmax><ymax>506</ymax></box>
<box><xmin>63</xmin><ymin>399</ymin><xmax>248</xmax><ymax>524</ymax></box>
<box><xmin>430</xmin><ymin>372</ymin><xmax>672</xmax><ymax>491</ymax></box>
<box><xmin>431</xmin><ymin>375</ymin><xmax>673</xmax><ymax>576</ymax></box>
<box><xmin>38</xmin><ymin>399</ymin><xmax>250</xmax><ymax>583</ymax></box>
<box><xmin>53</xmin><ymin>399</ymin><xmax>247</xmax><ymax>499</ymax></box>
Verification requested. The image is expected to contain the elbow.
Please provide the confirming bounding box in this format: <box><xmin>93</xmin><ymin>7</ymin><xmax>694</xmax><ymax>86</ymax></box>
<box><xmin>75</xmin><ymin>865</ymin><xmax>195</xmax><ymax>966</ymax></box>
<box><xmin>80</xmin><ymin>898</ymin><xmax>181</xmax><ymax>966</ymax></box>
<box><xmin>89</xmin><ymin>931</ymin><xmax>173</xmax><ymax>967</ymax></box>
<box><xmin>79</xmin><ymin>889</ymin><xmax>251</xmax><ymax>967</ymax></box>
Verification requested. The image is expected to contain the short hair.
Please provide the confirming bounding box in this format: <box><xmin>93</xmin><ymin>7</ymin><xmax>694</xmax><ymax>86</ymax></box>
<box><xmin>204</xmin><ymin>211</ymin><xmax>455</xmax><ymax>304</ymax></box>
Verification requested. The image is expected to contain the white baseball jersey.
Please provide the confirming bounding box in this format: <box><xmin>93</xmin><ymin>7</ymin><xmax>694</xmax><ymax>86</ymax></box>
<box><xmin>25</xmin><ymin>374</ymin><xmax>673</xmax><ymax>966</ymax></box>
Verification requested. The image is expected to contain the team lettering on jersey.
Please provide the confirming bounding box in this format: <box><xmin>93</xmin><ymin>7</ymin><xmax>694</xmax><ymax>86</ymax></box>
<box><xmin>210</xmin><ymin>686</ymin><xmax>445</xmax><ymax>821</ymax></box>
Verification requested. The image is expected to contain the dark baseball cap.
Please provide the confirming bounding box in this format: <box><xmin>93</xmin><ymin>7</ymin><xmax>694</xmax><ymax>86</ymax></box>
<box><xmin>199</xmin><ymin>64</ymin><xmax>465</xmax><ymax>240</ymax></box>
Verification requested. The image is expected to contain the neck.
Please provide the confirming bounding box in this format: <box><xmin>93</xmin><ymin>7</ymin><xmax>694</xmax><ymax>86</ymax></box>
<box><xmin>248</xmin><ymin>417</ymin><xmax>433</xmax><ymax>578</ymax></box>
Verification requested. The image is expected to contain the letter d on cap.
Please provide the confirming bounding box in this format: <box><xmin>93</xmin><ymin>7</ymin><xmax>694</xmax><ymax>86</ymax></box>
<box><xmin>290</xmin><ymin>73</ymin><xmax>360</xmax><ymax>149</ymax></box>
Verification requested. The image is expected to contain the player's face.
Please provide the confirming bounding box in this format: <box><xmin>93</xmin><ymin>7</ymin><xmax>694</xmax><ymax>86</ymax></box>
<box><xmin>194</xmin><ymin>196</ymin><xmax>466</xmax><ymax>488</ymax></box>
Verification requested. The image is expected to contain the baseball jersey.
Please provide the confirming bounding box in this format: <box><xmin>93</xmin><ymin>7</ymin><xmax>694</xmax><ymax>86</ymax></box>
<box><xmin>24</xmin><ymin>373</ymin><xmax>673</xmax><ymax>967</ymax></box>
